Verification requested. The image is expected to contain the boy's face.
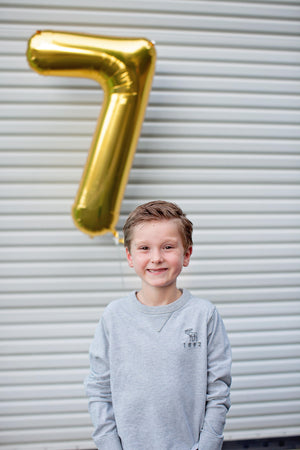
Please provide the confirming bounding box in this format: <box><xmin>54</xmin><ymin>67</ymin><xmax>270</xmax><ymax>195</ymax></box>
<box><xmin>126</xmin><ymin>219</ymin><xmax>192</xmax><ymax>292</ymax></box>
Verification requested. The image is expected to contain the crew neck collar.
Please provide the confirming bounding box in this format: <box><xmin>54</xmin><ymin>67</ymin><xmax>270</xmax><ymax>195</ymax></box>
<box><xmin>130</xmin><ymin>288</ymin><xmax>190</xmax><ymax>315</ymax></box>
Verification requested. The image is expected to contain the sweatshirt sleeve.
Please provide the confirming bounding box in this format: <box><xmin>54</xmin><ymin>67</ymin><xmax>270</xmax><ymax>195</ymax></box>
<box><xmin>84</xmin><ymin>315</ymin><xmax>122</xmax><ymax>450</ymax></box>
<box><xmin>198</xmin><ymin>308</ymin><xmax>232</xmax><ymax>450</ymax></box>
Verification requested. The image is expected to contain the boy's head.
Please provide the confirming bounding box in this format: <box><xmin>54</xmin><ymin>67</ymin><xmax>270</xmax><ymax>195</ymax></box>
<box><xmin>123</xmin><ymin>200</ymin><xmax>193</xmax><ymax>251</ymax></box>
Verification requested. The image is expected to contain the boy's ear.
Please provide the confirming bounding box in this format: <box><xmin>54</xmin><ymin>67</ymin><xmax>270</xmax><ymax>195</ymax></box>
<box><xmin>183</xmin><ymin>246</ymin><xmax>193</xmax><ymax>267</ymax></box>
<box><xmin>125</xmin><ymin>247</ymin><xmax>134</xmax><ymax>267</ymax></box>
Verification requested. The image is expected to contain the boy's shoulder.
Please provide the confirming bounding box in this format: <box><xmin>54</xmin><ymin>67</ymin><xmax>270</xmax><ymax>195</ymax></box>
<box><xmin>103</xmin><ymin>292</ymin><xmax>134</xmax><ymax>316</ymax></box>
<box><xmin>187</xmin><ymin>291</ymin><xmax>217</xmax><ymax>315</ymax></box>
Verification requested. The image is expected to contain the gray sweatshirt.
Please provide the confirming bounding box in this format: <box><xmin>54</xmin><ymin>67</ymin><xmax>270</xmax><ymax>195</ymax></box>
<box><xmin>85</xmin><ymin>289</ymin><xmax>231</xmax><ymax>450</ymax></box>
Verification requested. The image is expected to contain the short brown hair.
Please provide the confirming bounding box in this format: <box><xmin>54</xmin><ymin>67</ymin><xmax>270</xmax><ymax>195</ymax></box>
<box><xmin>123</xmin><ymin>200</ymin><xmax>193</xmax><ymax>251</ymax></box>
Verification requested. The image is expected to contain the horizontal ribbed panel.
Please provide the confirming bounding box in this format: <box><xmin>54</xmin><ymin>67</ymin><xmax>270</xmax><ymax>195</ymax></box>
<box><xmin>1</xmin><ymin>1</ymin><xmax>300</xmax><ymax>448</ymax></box>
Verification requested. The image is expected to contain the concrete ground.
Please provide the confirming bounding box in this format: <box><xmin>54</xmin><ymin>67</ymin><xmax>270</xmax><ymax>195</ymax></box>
<box><xmin>223</xmin><ymin>436</ymin><xmax>300</xmax><ymax>449</ymax></box>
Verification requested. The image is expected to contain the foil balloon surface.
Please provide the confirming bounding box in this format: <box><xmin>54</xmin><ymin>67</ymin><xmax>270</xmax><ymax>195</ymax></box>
<box><xmin>27</xmin><ymin>30</ymin><xmax>156</xmax><ymax>238</ymax></box>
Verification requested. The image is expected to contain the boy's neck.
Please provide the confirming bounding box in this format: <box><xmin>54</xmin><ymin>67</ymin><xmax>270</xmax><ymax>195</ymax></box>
<box><xmin>137</xmin><ymin>286</ymin><xmax>182</xmax><ymax>307</ymax></box>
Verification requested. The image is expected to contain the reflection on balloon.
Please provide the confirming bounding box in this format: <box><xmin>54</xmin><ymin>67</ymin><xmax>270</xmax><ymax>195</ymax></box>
<box><xmin>27</xmin><ymin>30</ymin><xmax>156</xmax><ymax>239</ymax></box>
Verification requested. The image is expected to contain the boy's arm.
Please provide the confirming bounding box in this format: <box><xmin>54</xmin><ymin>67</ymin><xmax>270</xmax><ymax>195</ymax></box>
<box><xmin>198</xmin><ymin>308</ymin><xmax>232</xmax><ymax>450</ymax></box>
<box><xmin>84</xmin><ymin>316</ymin><xmax>122</xmax><ymax>450</ymax></box>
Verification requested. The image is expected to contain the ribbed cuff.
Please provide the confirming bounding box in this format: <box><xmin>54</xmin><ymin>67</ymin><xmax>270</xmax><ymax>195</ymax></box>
<box><xmin>94</xmin><ymin>431</ymin><xmax>122</xmax><ymax>450</ymax></box>
<box><xmin>198</xmin><ymin>430</ymin><xmax>223</xmax><ymax>450</ymax></box>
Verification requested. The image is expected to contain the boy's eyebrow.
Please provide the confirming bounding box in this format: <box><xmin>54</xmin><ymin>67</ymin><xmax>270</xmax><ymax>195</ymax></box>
<box><xmin>134</xmin><ymin>237</ymin><xmax>179</xmax><ymax>246</ymax></box>
<box><xmin>132</xmin><ymin>240</ymin><xmax>148</xmax><ymax>246</ymax></box>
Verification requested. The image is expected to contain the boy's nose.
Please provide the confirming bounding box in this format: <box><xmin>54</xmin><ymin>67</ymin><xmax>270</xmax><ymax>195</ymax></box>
<box><xmin>151</xmin><ymin>250</ymin><xmax>163</xmax><ymax>263</ymax></box>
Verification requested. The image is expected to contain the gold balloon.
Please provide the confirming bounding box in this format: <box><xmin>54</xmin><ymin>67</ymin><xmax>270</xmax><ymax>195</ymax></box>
<box><xmin>27</xmin><ymin>30</ymin><xmax>156</xmax><ymax>238</ymax></box>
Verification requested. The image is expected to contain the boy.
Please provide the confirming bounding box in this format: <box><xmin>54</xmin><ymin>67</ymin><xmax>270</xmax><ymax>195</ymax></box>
<box><xmin>85</xmin><ymin>200</ymin><xmax>231</xmax><ymax>450</ymax></box>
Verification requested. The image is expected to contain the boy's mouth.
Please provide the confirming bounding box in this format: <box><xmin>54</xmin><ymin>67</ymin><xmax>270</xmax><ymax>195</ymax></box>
<box><xmin>147</xmin><ymin>268</ymin><xmax>167</xmax><ymax>274</ymax></box>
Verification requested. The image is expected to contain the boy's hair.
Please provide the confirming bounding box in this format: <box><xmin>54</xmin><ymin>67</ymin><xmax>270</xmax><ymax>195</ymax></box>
<box><xmin>123</xmin><ymin>200</ymin><xmax>193</xmax><ymax>251</ymax></box>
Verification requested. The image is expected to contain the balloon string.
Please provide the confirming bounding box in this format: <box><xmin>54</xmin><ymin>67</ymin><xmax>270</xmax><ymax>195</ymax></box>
<box><xmin>113</xmin><ymin>230</ymin><xmax>127</xmax><ymax>295</ymax></box>
<box><xmin>113</xmin><ymin>230</ymin><xmax>124</xmax><ymax>245</ymax></box>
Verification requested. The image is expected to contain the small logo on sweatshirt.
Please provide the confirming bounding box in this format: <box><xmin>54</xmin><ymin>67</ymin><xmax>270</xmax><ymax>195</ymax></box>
<box><xmin>183</xmin><ymin>328</ymin><xmax>201</xmax><ymax>348</ymax></box>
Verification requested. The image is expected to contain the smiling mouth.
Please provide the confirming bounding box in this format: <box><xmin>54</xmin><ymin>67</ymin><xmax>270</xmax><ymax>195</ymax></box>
<box><xmin>147</xmin><ymin>268</ymin><xmax>168</xmax><ymax>274</ymax></box>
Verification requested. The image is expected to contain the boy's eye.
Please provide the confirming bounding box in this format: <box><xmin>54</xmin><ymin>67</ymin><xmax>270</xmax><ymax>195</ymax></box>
<box><xmin>139</xmin><ymin>246</ymin><xmax>149</xmax><ymax>250</ymax></box>
<box><xmin>164</xmin><ymin>245</ymin><xmax>173</xmax><ymax>250</ymax></box>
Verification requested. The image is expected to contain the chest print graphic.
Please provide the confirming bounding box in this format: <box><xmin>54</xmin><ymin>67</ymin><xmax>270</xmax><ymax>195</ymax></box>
<box><xmin>184</xmin><ymin>328</ymin><xmax>201</xmax><ymax>348</ymax></box>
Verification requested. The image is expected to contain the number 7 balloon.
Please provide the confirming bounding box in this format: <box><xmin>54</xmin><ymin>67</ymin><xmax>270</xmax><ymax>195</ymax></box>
<box><xmin>27</xmin><ymin>30</ymin><xmax>156</xmax><ymax>239</ymax></box>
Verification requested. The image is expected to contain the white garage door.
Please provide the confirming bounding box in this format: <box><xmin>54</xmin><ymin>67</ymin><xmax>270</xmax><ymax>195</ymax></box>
<box><xmin>0</xmin><ymin>1</ymin><xmax>300</xmax><ymax>448</ymax></box>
